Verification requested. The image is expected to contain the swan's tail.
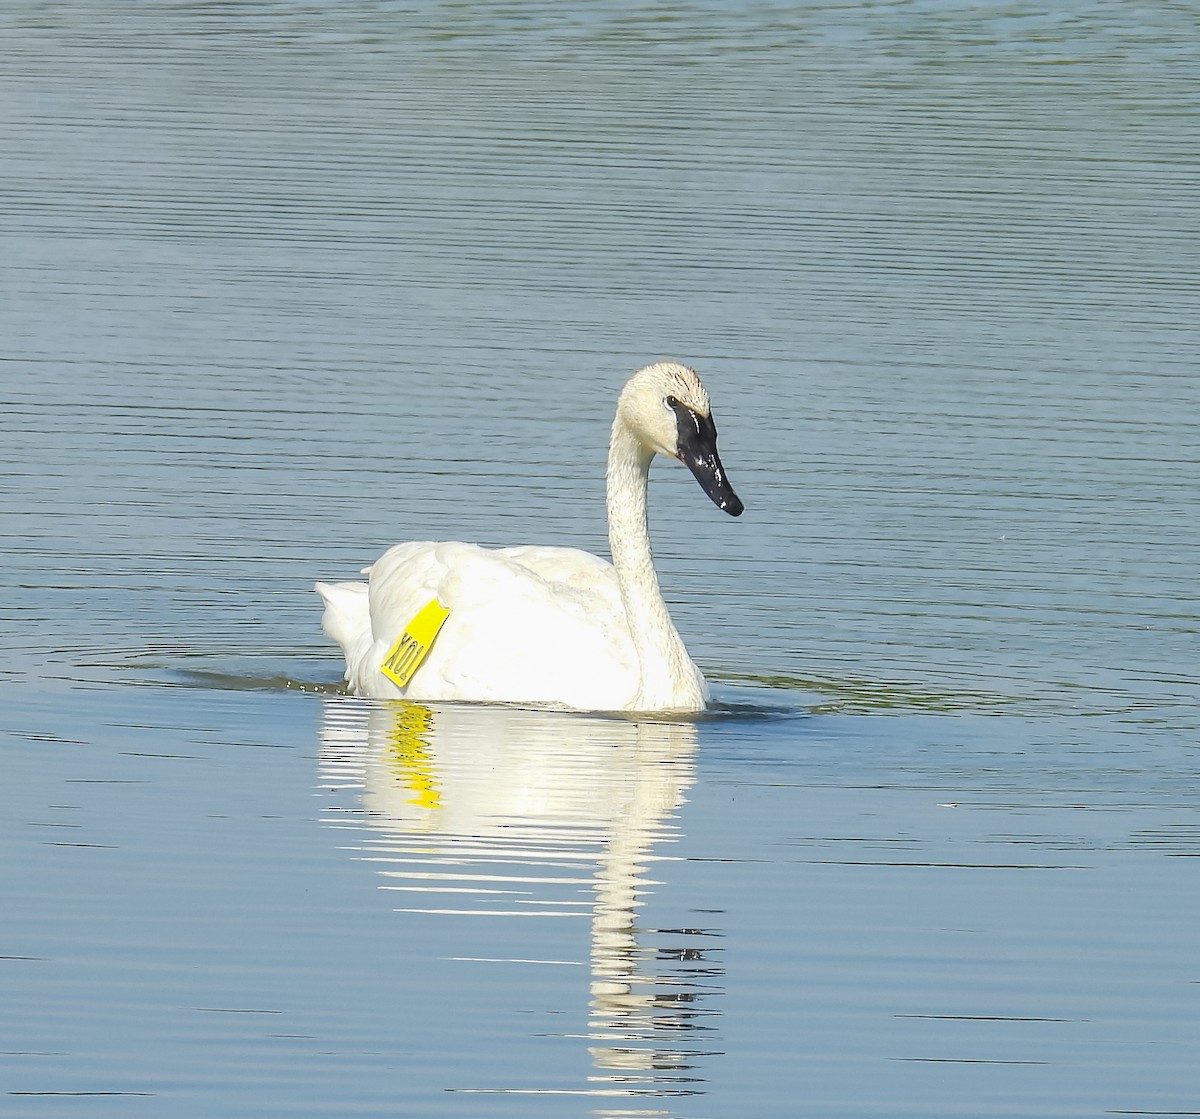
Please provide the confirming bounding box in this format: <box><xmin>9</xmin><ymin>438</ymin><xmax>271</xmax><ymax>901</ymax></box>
<box><xmin>315</xmin><ymin>580</ymin><xmax>371</xmax><ymax>660</ymax></box>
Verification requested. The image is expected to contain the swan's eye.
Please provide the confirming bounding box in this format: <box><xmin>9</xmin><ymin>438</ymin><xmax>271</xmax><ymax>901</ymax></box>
<box><xmin>665</xmin><ymin>395</ymin><xmax>680</xmax><ymax>409</ymax></box>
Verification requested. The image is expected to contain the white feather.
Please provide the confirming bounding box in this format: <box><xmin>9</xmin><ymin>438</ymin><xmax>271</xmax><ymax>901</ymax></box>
<box><xmin>315</xmin><ymin>362</ymin><xmax>741</xmax><ymax>713</ymax></box>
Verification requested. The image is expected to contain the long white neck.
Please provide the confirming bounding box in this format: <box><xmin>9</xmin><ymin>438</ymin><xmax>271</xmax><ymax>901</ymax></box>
<box><xmin>606</xmin><ymin>416</ymin><xmax>705</xmax><ymax>712</ymax></box>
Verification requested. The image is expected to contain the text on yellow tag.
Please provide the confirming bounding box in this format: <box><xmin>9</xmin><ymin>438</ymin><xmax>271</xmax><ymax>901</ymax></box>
<box><xmin>380</xmin><ymin>598</ymin><xmax>451</xmax><ymax>688</ymax></box>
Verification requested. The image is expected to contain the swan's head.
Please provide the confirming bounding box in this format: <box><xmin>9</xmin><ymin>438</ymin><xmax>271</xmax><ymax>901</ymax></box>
<box><xmin>618</xmin><ymin>362</ymin><xmax>744</xmax><ymax>516</ymax></box>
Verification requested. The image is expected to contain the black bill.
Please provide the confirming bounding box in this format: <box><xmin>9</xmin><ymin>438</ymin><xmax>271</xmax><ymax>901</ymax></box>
<box><xmin>668</xmin><ymin>399</ymin><xmax>744</xmax><ymax>517</ymax></box>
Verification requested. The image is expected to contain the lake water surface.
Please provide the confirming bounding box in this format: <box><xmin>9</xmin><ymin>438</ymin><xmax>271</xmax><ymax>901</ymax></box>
<box><xmin>2</xmin><ymin>2</ymin><xmax>1198</xmax><ymax>1116</ymax></box>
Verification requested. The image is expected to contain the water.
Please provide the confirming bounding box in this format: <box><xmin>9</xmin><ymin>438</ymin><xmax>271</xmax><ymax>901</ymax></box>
<box><xmin>2</xmin><ymin>1</ymin><xmax>1198</xmax><ymax>1115</ymax></box>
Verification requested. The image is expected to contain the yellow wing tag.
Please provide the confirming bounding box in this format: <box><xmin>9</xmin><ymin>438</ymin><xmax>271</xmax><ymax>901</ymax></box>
<box><xmin>380</xmin><ymin>599</ymin><xmax>451</xmax><ymax>688</ymax></box>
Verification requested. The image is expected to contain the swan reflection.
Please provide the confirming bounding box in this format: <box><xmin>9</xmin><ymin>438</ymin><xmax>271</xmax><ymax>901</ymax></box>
<box><xmin>318</xmin><ymin>696</ymin><xmax>723</xmax><ymax>1103</ymax></box>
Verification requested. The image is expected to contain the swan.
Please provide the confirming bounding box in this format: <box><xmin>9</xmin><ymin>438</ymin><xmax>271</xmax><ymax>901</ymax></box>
<box><xmin>315</xmin><ymin>361</ymin><xmax>743</xmax><ymax>713</ymax></box>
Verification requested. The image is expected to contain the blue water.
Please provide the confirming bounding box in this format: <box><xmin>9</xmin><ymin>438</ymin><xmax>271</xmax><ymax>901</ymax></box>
<box><xmin>2</xmin><ymin>1</ymin><xmax>1199</xmax><ymax>1115</ymax></box>
<box><xmin>6</xmin><ymin>685</ymin><xmax>1199</xmax><ymax>1115</ymax></box>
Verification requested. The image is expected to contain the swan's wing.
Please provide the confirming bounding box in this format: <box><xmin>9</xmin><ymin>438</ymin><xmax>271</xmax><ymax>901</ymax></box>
<box><xmin>349</xmin><ymin>541</ymin><xmax>638</xmax><ymax>708</ymax></box>
<box><xmin>317</xmin><ymin>543</ymin><xmax>442</xmax><ymax>691</ymax></box>
<box><xmin>496</xmin><ymin>545</ymin><xmax>623</xmax><ymax>608</ymax></box>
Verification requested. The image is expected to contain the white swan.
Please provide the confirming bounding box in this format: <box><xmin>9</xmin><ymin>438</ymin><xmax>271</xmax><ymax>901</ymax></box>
<box><xmin>315</xmin><ymin>361</ymin><xmax>743</xmax><ymax>713</ymax></box>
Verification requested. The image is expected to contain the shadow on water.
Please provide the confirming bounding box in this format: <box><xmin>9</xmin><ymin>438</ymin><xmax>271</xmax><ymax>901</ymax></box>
<box><xmin>135</xmin><ymin>645</ymin><xmax>815</xmax><ymax>716</ymax></box>
<box><xmin>101</xmin><ymin>635</ymin><xmax>1194</xmax><ymax>732</ymax></box>
<box><xmin>317</xmin><ymin>696</ymin><xmax>723</xmax><ymax>1102</ymax></box>
<box><xmin>723</xmin><ymin>671</ymin><xmax>1020</xmax><ymax>716</ymax></box>
<box><xmin>147</xmin><ymin>648</ymin><xmax>1026</xmax><ymax>720</ymax></box>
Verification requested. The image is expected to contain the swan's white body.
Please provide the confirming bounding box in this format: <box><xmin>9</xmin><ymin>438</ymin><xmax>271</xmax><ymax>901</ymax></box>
<box><xmin>316</xmin><ymin>362</ymin><xmax>742</xmax><ymax>713</ymax></box>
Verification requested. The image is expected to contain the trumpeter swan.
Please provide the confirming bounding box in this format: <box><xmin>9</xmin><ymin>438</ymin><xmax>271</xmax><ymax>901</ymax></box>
<box><xmin>315</xmin><ymin>361</ymin><xmax>743</xmax><ymax>713</ymax></box>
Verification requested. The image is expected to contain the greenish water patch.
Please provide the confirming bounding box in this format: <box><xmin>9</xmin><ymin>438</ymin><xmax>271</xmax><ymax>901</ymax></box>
<box><xmin>723</xmin><ymin>671</ymin><xmax>1019</xmax><ymax>716</ymax></box>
